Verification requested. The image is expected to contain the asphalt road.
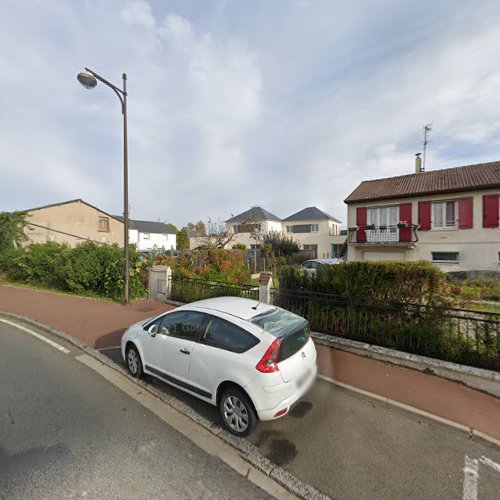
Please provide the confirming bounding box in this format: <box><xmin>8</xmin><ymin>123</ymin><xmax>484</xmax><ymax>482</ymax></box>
<box><xmin>100</xmin><ymin>348</ymin><xmax>500</xmax><ymax>500</ymax></box>
<box><xmin>0</xmin><ymin>323</ymin><xmax>272</xmax><ymax>499</ymax></box>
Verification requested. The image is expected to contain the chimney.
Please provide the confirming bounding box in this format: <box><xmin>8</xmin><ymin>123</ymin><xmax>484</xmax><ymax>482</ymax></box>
<box><xmin>415</xmin><ymin>153</ymin><xmax>423</xmax><ymax>173</ymax></box>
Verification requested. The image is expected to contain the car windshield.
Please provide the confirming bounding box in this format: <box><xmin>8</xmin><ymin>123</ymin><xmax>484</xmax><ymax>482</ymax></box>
<box><xmin>249</xmin><ymin>307</ymin><xmax>307</xmax><ymax>338</ymax></box>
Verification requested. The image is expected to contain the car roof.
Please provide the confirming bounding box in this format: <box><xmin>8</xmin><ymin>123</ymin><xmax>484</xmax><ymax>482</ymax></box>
<box><xmin>304</xmin><ymin>258</ymin><xmax>342</xmax><ymax>264</ymax></box>
<box><xmin>179</xmin><ymin>296</ymin><xmax>275</xmax><ymax>321</ymax></box>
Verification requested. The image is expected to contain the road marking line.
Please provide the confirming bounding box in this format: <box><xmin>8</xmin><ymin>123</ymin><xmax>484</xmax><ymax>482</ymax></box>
<box><xmin>463</xmin><ymin>455</ymin><xmax>479</xmax><ymax>500</ymax></box>
<box><xmin>480</xmin><ymin>456</ymin><xmax>500</xmax><ymax>474</ymax></box>
<box><xmin>0</xmin><ymin>318</ymin><xmax>70</xmax><ymax>354</ymax></box>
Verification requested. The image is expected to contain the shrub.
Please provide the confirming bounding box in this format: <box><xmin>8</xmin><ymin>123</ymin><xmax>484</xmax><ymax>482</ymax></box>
<box><xmin>232</xmin><ymin>243</ymin><xmax>247</xmax><ymax>250</ymax></box>
<box><xmin>278</xmin><ymin>260</ymin><xmax>446</xmax><ymax>305</ymax></box>
<box><xmin>262</xmin><ymin>231</ymin><xmax>300</xmax><ymax>258</ymax></box>
<box><xmin>149</xmin><ymin>248</ymin><xmax>251</xmax><ymax>283</ymax></box>
<box><xmin>1</xmin><ymin>241</ymin><xmax>146</xmax><ymax>301</ymax></box>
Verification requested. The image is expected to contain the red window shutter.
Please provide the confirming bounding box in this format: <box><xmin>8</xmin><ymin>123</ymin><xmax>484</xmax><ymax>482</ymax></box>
<box><xmin>356</xmin><ymin>207</ymin><xmax>367</xmax><ymax>243</ymax></box>
<box><xmin>399</xmin><ymin>203</ymin><xmax>412</xmax><ymax>242</ymax></box>
<box><xmin>483</xmin><ymin>194</ymin><xmax>499</xmax><ymax>228</ymax></box>
<box><xmin>418</xmin><ymin>201</ymin><xmax>432</xmax><ymax>231</ymax></box>
<box><xmin>458</xmin><ymin>197</ymin><xmax>473</xmax><ymax>229</ymax></box>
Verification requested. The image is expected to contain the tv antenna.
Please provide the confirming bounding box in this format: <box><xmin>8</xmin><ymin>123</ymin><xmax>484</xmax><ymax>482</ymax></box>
<box><xmin>422</xmin><ymin>123</ymin><xmax>432</xmax><ymax>171</ymax></box>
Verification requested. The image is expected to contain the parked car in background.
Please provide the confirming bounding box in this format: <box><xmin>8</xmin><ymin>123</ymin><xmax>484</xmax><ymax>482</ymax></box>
<box><xmin>302</xmin><ymin>258</ymin><xmax>342</xmax><ymax>273</ymax></box>
<box><xmin>121</xmin><ymin>297</ymin><xmax>317</xmax><ymax>436</ymax></box>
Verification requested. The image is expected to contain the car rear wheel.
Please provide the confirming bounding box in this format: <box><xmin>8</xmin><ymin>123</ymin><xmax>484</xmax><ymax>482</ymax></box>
<box><xmin>126</xmin><ymin>344</ymin><xmax>143</xmax><ymax>378</ymax></box>
<box><xmin>219</xmin><ymin>388</ymin><xmax>257</xmax><ymax>437</ymax></box>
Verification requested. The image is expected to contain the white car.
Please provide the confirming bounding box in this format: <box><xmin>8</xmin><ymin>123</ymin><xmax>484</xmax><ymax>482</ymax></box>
<box><xmin>121</xmin><ymin>297</ymin><xmax>317</xmax><ymax>436</ymax></box>
<box><xmin>302</xmin><ymin>258</ymin><xmax>342</xmax><ymax>274</ymax></box>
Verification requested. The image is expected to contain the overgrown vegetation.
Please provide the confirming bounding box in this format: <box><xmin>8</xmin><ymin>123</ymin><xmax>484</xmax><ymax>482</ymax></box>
<box><xmin>147</xmin><ymin>248</ymin><xmax>251</xmax><ymax>283</ymax></box>
<box><xmin>275</xmin><ymin>261</ymin><xmax>499</xmax><ymax>371</ymax></box>
<box><xmin>0</xmin><ymin>241</ymin><xmax>146</xmax><ymax>301</ymax></box>
<box><xmin>278</xmin><ymin>260</ymin><xmax>446</xmax><ymax>305</ymax></box>
<box><xmin>446</xmin><ymin>277</ymin><xmax>500</xmax><ymax>303</ymax></box>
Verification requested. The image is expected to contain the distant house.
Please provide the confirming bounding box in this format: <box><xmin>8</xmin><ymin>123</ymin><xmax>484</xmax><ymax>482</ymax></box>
<box><xmin>23</xmin><ymin>199</ymin><xmax>124</xmax><ymax>247</ymax></box>
<box><xmin>283</xmin><ymin>207</ymin><xmax>343</xmax><ymax>258</ymax></box>
<box><xmin>114</xmin><ymin>217</ymin><xmax>176</xmax><ymax>252</ymax></box>
<box><xmin>345</xmin><ymin>159</ymin><xmax>500</xmax><ymax>274</ymax></box>
<box><xmin>226</xmin><ymin>206</ymin><xmax>282</xmax><ymax>249</ymax></box>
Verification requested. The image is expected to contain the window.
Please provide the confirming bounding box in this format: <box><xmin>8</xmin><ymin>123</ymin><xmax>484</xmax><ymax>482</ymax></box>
<box><xmin>432</xmin><ymin>252</ymin><xmax>459</xmax><ymax>263</ymax></box>
<box><xmin>432</xmin><ymin>201</ymin><xmax>457</xmax><ymax>229</ymax></box>
<box><xmin>98</xmin><ymin>216</ymin><xmax>110</xmax><ymax>232</ymax></box>
<box><xmin>367</xmin><ymin>206</ymin><xmax>399</xmax><ymax>227</ymax></box>
<box><xmin>250</xmin><ymin>308</ymin><xmax>309</xmax><ymax>363</ymax></box>
<box><xmin>234</xmin><ymin>223</ymin><xmax>261</xmax><ymax>233</ymax></box>
<box><xmin>250</xmin><ymin>244</ymin><xmax>261</xmax><ymax>249</ymax></box>
<box><xmin>303</xmin><ymin>244</ymin><xmax>318</xmax><ymax>258</ymax></box>
<box><xmin>155</xmin><ymin>311</ymin><xmax>206</xmax><ymax>341</ymax></box>
<box><xmin>289</xmin><ymin>224</ymin><xmax>320</xmax><ymax>233</ymax></box>
<box><xmin>200</xmin><ymin>316</ymin><xmax>259</xmax><ymax>353</ymax></box>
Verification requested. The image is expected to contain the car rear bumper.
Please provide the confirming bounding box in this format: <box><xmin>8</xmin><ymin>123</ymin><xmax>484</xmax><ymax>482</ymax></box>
<box><xmin>252</xmin><ymin>363</ymin><xmax>317</xmax><ymax>421</ymax></box>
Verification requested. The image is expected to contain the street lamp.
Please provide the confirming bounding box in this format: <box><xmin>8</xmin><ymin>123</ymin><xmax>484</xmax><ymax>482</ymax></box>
<box><xmin>77</xmin><ymin>67</ymin><xmax>130</xmax><ymax>305</ymax></box>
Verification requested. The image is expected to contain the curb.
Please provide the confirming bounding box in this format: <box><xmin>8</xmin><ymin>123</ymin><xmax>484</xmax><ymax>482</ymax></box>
<box><xmin>312</xmin><ymin>332</ymin><xmax>500</xmax><ymax>399</ymax></box>
<box><xmin>0</xmin><ymin>311</ymin><xmax>329</xmax><ymax>500</ymax></box>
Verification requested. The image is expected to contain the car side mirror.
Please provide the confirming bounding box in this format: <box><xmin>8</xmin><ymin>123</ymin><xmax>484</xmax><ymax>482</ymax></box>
<box><xmin>148</xmin><ymin>324</ymin><xmax>159</xmax><ymax>337</ymax></box>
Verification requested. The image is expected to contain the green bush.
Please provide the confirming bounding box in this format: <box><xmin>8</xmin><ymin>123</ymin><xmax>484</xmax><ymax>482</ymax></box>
<box><xmin>1</xmin><ymin>241</ymin><xmax>146</xmax><ymax>301</ymax></box>
<box><xmin>151</xmin><ymin>248</ymin><xmax>251</xmax><ymax>284</ymax></box>
<box><xmin>278</xmin><ymin>260</ymin><xmax>446</xmax><ymax>305</ymax></box>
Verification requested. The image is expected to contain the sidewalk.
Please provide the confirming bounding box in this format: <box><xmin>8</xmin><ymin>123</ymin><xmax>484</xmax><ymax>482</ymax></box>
<box><xmin>0</xmin><ymin>285</ymin><xmax>174</xmax><ymax>349</ymax></box>
<box><xmin>1</xmin><ymin>284</ymin><xmax>499</xmax><ymax>442</ymax></box>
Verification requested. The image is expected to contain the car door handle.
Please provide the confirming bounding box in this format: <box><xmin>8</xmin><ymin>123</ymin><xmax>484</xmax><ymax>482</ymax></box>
<box><xmin>179</xmin><ymin>348</ymin><xmax>190</xmax><ymax>355</ymax></box>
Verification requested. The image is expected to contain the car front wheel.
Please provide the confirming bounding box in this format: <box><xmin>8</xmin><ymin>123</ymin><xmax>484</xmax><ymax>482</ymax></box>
<box><xmin>219</xmin><ymin>388</ymin><xmax>258</xmax><ymax>437</ymax></box>
<box><xmin>126</xmin><ymin>344</ymin><xmax>143</xmax><ymax>378</ymax></box>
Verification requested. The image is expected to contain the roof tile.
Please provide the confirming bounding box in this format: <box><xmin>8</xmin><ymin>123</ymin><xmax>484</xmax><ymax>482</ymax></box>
<box><xmin>345</xmin><ymin>161</ymin><xmax>500</xmax><ymax>203</ymax></box>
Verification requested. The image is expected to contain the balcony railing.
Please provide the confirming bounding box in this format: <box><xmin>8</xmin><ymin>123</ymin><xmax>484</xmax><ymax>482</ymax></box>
<box><xmin>347</xmin><ymin>224</ymin><xmax>419</xmax><ymax>244</ymax></box>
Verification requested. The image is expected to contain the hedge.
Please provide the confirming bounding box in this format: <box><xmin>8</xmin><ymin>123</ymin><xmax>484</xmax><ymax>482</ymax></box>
<box><xmin>0</xmin><ymin>241</ymin><xmax>146</xmax><ymax>301</ymax></box>
<box><xmin>278</xmin><ymin>260</ymin><xmax>446</xmax><ymax>305</ymax></box>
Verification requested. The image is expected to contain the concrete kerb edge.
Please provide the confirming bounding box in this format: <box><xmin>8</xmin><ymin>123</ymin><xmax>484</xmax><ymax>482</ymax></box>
<box><xmin>318</xmin><ymin>374</ymin><xmax>500</xmax><ymax>448</ymax></box>
<box><xmin>0</xmin><ymin>311</ymin><xmax>329</xmax><ymax>500</ymax></box>
<box><xmin>312</xmin><ymin>332</ymin><xmax>500</xmax><ymax>398</ymax></box>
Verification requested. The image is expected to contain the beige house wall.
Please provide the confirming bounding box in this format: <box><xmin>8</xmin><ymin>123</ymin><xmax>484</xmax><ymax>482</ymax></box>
<box><xmin>24</xmin><ymin>200</ymin><xmax>124</xmax><ymax>248</ymax></box>
<box><xmin>284</xmin><ymin>219</ymin><xmax>342</xmax><ymax>258</ymax></box>
<box><xmin>346</xmin><ymin>187</ymin><xmax>500</xmax><ymax>272</ymax></box>
<box><xmin>226</xmin><ymin>220</ymin><xmax>283</xmax><ymax>248</ymax></box>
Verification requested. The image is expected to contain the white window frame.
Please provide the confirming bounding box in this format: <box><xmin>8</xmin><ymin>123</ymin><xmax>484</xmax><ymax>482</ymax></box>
<box><xmin>432</xmin><ymin>200</ymin><xmax>458</xmax><ymax>230</ymax></box>
<box><xmin>366</xmin><ymin>205</ymin><xmax>399</xmax><ymax>242</ymax></box>
<box><xmin>431</xmin><ymin>251</ymin><xmax>459</xmax><ymax>264</ymax></box>
<box><xmin>311</xmin><ymin>224</ymin><xmax>319</xmax><ymax>232</ymax></box>
<box><xmin>367</xmin><ymin>205</ymin><xmax>399</xmax><ymax>227</ymax></box>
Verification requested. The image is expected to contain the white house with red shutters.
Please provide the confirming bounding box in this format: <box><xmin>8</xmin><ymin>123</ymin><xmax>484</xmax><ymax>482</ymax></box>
<box><xmin>344</xmin><ymin>160</ymin><xmax>500</xmax><ymax>273</ymax></box>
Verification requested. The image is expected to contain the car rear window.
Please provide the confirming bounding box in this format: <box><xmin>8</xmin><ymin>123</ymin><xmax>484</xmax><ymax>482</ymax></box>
<box><xmin>250</xmin><ymin>308</ymin><xmax>309</xmax><ymax>362</ymax></box>
<box><xmin>277</xmin><ymin>324</ymin><xmax>309</xmax><ymax>363</ymax></box>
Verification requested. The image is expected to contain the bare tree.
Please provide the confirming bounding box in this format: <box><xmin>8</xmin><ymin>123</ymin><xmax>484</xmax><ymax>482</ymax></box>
<box><xmin>196</xmin><ymin>217</ymin><xmax>263</xmax><ymax>249</ymax></box>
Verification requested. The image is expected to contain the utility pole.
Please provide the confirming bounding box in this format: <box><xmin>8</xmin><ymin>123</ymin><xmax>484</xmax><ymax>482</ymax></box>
<box><xmin>422</xmin><ymin>123</ymin><xmax>432</xmax><ymax>172</ymax></box>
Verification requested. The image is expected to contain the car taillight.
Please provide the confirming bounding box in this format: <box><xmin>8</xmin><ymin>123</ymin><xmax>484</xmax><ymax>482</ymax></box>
<box><xmin>256</xmin><ymin>338</ymin><xmax>281</xmax><ymax>373</ymax></box>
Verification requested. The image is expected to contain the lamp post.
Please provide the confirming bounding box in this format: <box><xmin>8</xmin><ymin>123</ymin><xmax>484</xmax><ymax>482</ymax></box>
<box><xmin>77</xmin><ymin>68</ymin><xmax>130</xmax><ymax>305</ymax></box>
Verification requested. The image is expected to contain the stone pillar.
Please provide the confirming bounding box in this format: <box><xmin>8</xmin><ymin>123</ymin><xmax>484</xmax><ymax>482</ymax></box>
<box><xmin>148</xmin><ymin>265</ymin><xmax>171</xmax><ymax>302</ymax></box>
<box><xmin>259</xmin><ymin>272</ymin><xmax>274</xmax><ymax>305</ymax></box>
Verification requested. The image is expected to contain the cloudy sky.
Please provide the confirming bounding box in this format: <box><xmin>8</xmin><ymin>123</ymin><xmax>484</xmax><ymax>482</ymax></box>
<box><xmin>2</xmin><ymin>0</ymin><xmax>500</xmax><ymax>227</ymax></box>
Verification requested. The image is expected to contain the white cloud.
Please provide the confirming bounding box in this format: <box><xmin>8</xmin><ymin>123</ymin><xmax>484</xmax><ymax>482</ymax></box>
<box><xmin>1</xmin><ymin>0</ymin><xmax>500</xmax><ymax>227</ymax></box>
